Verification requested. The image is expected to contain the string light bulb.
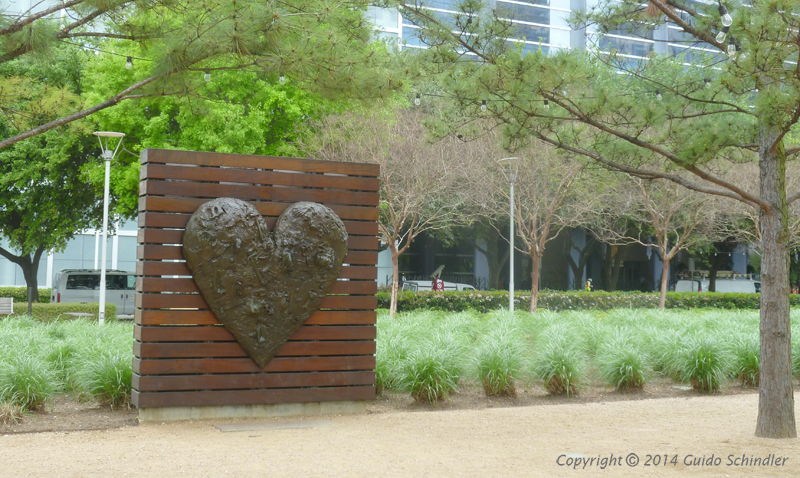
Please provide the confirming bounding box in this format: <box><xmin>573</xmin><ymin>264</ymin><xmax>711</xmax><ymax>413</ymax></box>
<box><xmin>279</xmin><ymin>72</ymin><xmax>285</xmax><ymax>85</ymax></box>
<box><xmin>704</xmin><ymin>78</ymin><xmax>712</xmax><ymax>88</ymax></box>
<box><xmin>544</xmin><ymin>100</ymin><xmax>550</xmax><ymax>109</ymax></box>
<box><xmin>719</xmin><ymin>4</ymin><xmax>733</xmax><ymax>27</ymax></box>
<box><xmin>204</xmin><ymin>70</ymin><xmax>211</xmax><ymax>82</ymax></box>
<box><xmin>126</xmin><ymin>56</ymin><xmax>132</xmax><ymax>70</ymax></box>
<box><xmin>656</xmin><ymin>90</ymin><xmax>662</xmax><ymax>101</ymax></box>
<box><xmin>727</xmin><ymin>37</ymin><xmax>737</xmax><ymax>59</ymax></box>
<box><xmin>414</xmin><ymin>93</ymin><xmax>420</xmax><ymax>106</ymax></box>
<box><xmin>481</xmin><ymin>100</ymin><xmax>487</xmax><ymax>112</ymax></box>
<box><xmin>716</xmin><ymin>26</ymin><xmax>729</xmax><ymax>43</ymax></box>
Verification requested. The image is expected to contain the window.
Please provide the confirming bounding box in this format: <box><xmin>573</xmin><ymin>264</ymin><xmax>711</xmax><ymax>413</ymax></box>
<box><xmin>66</xmin><ymin>275</ymin><xmax>100</xmax><ymax>290</ymax></box>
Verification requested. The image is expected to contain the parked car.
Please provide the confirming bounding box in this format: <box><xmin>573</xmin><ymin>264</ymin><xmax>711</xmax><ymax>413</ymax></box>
<box><xmin>401</xmin><ymin>280</ymin><xmax>476</xmax><ymax>292</ymax></box>
<box><xmin>51</xmin><ymin>269</ymin><xmax>136</xmax><ymax>315</ymax></box>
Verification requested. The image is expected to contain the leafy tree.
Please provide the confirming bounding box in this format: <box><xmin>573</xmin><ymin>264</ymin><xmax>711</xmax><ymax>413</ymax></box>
<box><xmin>398</xmin><ymin>0</ymin><xmax>800</xmax><ymax>437</ymax></box>
<box><xmin>1</xmin><ymin>0</ymin><xmax>402</xmax><ymax>149</ymax></box>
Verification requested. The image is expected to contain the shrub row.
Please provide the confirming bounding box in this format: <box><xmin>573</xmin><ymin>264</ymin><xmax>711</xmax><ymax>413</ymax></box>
<box><xmin>9</xmin><ymin>303</ymin><xmax>117</xmax><ymax>322</ymax></box>
<box><xmin>377</xmin><ymin>290</ymin><xmax>798</xmax><ymax>312</ymax></box>
<box><xmin>0</xmin><ymin>288</ymin><xmax>50</xmax><ymax>304</ymax></box>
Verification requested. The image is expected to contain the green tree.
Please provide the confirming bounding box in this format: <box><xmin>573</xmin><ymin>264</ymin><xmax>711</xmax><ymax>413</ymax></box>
<box><xmin>1</xmin><ymin>0</ymin><xmax>402</xmax><ymax>149</ymax></box>
<box><xmin>399</xmin><ymin>0</ymin><xmax>800</xmax><ymax>437</ymax></box>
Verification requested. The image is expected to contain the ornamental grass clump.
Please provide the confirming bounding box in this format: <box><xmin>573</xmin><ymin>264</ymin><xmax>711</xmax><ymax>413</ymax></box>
<box><xmin>596</xmin><ymin>335</ymin><xmax>650</xmax><ymax>391</ymax></box>
<box><xmin>731</xmin><ymin>336</ymin><xmax>760</xmax><ymax>387</ymax></box>
<box><xmin>0</xmin><ymin>355</ymin><xmax>61</xmax><ymax>410</ymax></box>
<box><xmin>396</xmin><ymin>331</ymin><xmax>464</xmax><ymax>404</ymax></box>
<box><xmin>475</xmin><ymin>325</ymin><xmax>523</xmax><ymax>398</ymax></box>
<box><xmin>678</xmin><ymin>338</ymin><xmax>730</xmax><ymax>393</ymax></box>
<box><xmin>73</xmin><ymin>351</ymin><xmax>133</xmax><ymax>408</ymax></box>
<box><xmin>532</xmin><ymin>330</ymin><xmax>584</xmax><ymax>397</ymax></box>
<box><xmin>0</xmin><ymin>402</ymin><xmax>24</xmax><ymax>425</ymax></box>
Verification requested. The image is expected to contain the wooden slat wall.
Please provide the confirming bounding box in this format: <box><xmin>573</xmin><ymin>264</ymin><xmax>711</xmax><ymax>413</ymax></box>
<box><xmin>133</xmin><ymin>149</ymin><xmax>379</xmax><ymax>409</ymax></box>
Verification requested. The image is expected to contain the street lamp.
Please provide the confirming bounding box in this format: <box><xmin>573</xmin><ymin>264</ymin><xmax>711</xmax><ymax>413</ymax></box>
<box><xmin>93</xmin><ymin>131</ymin><xmax>125</xmax><ymax>325</ymax></box>
<box><xmin>496</xmin><ymin>157</ymin><xmax>521</xmax><ymax>312</ymax></box>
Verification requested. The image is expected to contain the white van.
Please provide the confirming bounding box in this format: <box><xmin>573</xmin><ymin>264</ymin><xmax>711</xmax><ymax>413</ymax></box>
<box><xmin>673</xmin><ymin>278</ymin><xmax>760</xmax><ymax>293</ymax></box>
<box><xmin>51</xmin><ymin>269</ymin><xmax>136</xmax><ymax>315</ymax></box>
<box><xmin>401</xmin><ymin>280</ymin><xmax>476</xmax><ymax>292</ymax></box>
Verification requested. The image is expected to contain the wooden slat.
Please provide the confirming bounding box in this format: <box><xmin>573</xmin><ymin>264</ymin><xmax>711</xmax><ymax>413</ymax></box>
<box><xmin>138</xmin><ymin>229</ymin><xmax>378</xmax><ymax>250</ymax></box>
<box><xmin>132</xmin><ymin>385</ymin><xmax>375</xmax><ymax>408</ymax></box>
<box><xmin>134</xmin><ymin>371</ymin><xmax>374</xmax><ymax>392</ymax></box>
<box><xmin>135</xmin><ymin>309</ymin><xmax>377</xmax><ymax>326</ymax></box>
<box><xmin>133</xmin><ymin>355</ymin><xmax>375</xmax><ymax>375</ymax></box>
<box><xmin>141</xmin><ymin>180</ymin><xmax>379</xmax><ymax>207</ymax></box>
<box><xmin>139</xmin><ymin>197</ymin><xmax>379</xmax><ymax>222</ymax></box>
<box><xmin>135</xmin><ymin>293</ymin><xmax>377</xmax><ymax>310</ymax></box>
<box><xmin>137</xmin><ymin>277</ymin><xmax>376</xmax><ymax>295</ymax></box>
<box><xmin>134</xmin><ymin>324</ymin><xmax>376</xmax><ymax>342</ymax></box>
<box><xmin>142</xmin><ymin>163</ymin><xmax>379</xmax><ymax>192</ymax></box>
<box><xmin>136</xmin><ymin>245</ymin><xmax>377</xmax><ymax>265</ymax></box>
<box><xmin>142</xmin><ymin>148</ymin><xmax>380</xmax><ymax>177</ymax></box>
<box><xmin>136</xmin><ymin>261</ymin><xmax>377</xmax><ymax>280</ymax></box>
<box><xmin>134</xmin><ymin>341</ymin><xmax>376</xmax><ymax>359</ymax></box>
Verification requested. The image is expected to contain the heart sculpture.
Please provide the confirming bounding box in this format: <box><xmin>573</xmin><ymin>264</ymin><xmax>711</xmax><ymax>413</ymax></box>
<box><xmin>182</xmin><ymin>198</ymin><xmax>348</xmax><ymax>368</ymax></box>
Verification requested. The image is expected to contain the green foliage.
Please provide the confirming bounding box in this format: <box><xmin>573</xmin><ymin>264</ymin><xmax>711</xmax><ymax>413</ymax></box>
<box><xmin>677</xmin><ymin>339</ymin><xmax>730</xmax><ymax>393</ymax></box>
<box><xmin>731</xmin><ymin>336</ymin><xmax>760</xmax><ymax>387</ymax></box>
<box><xmin>0</xmin><ymin>355</ymin><xmax>60</xmax><ymax>410</ymax></box>
<box><xmin>475</xmin><ymin>320</ymin><xmax>523</xmax><ymax>397</ymax></box>
<box><xmin>377</xmin><ymin>290</ymin><xmax>781</xmax><ymax>312</ymax></box>
<box><xmin>0</xmin><ymin>288</ymin><xmax>50</xmax><ymax>303</ymax></box>
<box><xmin>395</xmin><ymin>332</ymin><xmax>464</xmax><ymax>403</ymax></box>
<box><xmin>532</xmin><ymin>328</ymin><xmax>584</xmax><ymax>396</ymax></box>
<box><xmin>596</xmin><ymin>335</ymin><xmax>650</xmax><ymax>391</ymax></box>
<box><xmin>10</xmin><ymin>303</ymin><xmax>117</xmax><ymax>321</ymax></box>
<box><xmin>73</xmin><ymin>351</ymin><xmax>133</xmax><ymax>408</ymax></box>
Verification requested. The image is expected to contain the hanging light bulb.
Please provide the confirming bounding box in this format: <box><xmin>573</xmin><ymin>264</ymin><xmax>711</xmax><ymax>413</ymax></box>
<box><xmin>126</xmin><ymin>56</ymin><xmax>132</xmax><ymax>70</ymax></box>
<box><xmin>204</xmin><ymin>70</ymin><xmax>211</xmax><ymax>82</ymax></box>
<box><xmin>727</xmin><ymin>37</ymin><xmax>737</xmax><ymax>59</ymax></box>
<box><xmin>704</xmin><ymin>78</ymin><xmax>712</xmax><ymax>89</ymax></box>
<box><xmin>716</xmin><ymin>26</ymin><xmax>729</xmax><ymax>43</ymax></box>
<box><xmin>719</xmin><ymin>5</ymin><xmax>733</xmax><ymax>27</ymax></box>
<box><xmin>279</xmin><ymin>72</ymin><xmax>285</xmax><ymax>85</ymax></box>
<box><xmin>656</xmin><ymin>90</ymin><xmax>662</xmax><ymax>101</ymax></box>
<box><xmin>543</xmin><ymin>100</ymin><xmax>550</xmax><ymax>110</ymax></box>
<box><xmin>481</xmin><ymin>100</ymin><xmax>487</xmax><ymax>112</ymax></box>
<box><xmin>414</xmin><ymin>93</ymin><xmax>420</xmax><ymax>106</ymax></box>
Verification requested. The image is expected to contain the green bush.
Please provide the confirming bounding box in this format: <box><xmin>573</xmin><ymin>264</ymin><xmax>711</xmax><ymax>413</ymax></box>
<box><xmin>731</xmin><ymin>337</ymin><xmax>760</xmax><ymax>387</ymax></box>
<box><xmin>532</xmin><ymin>332</ymin><xmax>584</xmax><ymax>397</ymax></box>
<box><xmin>0</xmin><ymin>355</ymin><xmax>61</xmax><ymax>410</ymax></box>
<box><xmin>0</xmin><ymin>287</ymin><xmax>50</xmax><ymax>304</ymax></box>
<box><xmin>677</xmin><ymin>339</ymin><xmax>730</xmax><ymax>393</ymax></box>
<box><xmin>377</xmin><ymin>290</ymin><xmax>784</xmax><ymax>313</ymax></box>
<box><xmin>596</xmin><ymin>336</ymin><xmax>650</xmax><ymax>391</ymax></box>
<box><xmin>9</xmin><ymin>303</ymin><xmax>116</xmax><ymax>321</ymax></box>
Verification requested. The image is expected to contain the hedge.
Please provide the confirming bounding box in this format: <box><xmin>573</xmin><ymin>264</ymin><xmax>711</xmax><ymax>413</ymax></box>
<box><xmin>377</xmin><ymin>290</ymin><xmax>797</xmax><ymax>312</ymax></box>
<box><xmin>0</xmin><ymin>287</ymin><xmax>51</xmax><ymax>303</ymax></box>
<box><xmin>6</xmin><ymin>302</ymin><xmax>117</xmax><ymax>321</ymax></box>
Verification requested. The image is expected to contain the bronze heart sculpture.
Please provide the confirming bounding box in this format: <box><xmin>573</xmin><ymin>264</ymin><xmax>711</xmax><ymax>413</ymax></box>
<box><xmin>182</xmin><ymin>198</ymin><xmax>348</xmax><ymax>368</ymax></box>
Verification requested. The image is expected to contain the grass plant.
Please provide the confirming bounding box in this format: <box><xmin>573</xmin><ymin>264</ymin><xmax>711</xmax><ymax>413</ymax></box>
<box><xmin>395</xmin><ymin>330</ymin><xmax>464</xmax><ymax>404</ymax></box>
<box><xmin>73</xmin><ymin>351</ymin><xmax>133</xmax><ymax>408</ymax></box>
<box><xmin>532</xmin><ymin>328</ymin><xmax>584</xmax><ymax>397</ymax></box>
<box><xmin>0</xmin><ymin>355</ymin><xmax>61</xmax><ymax>410</ymax></box>
<box><xmin>475</xmin><ymin>322</ymin><xmax>523</xmax><ymax>397</ymax></box>
<box><xmin>677</xmin><ymin>338</ymin><xmax>730</xmax><ymax>393</ymax></box>
<box><xmin>731</xmin><ymin>336</ymin><xmax>760</xmax><ymax>387</ymax></box>
<box><xmin>596</xmin><ymin>335</ymin><xmax>650</xmax><ymax>391</ymax></box>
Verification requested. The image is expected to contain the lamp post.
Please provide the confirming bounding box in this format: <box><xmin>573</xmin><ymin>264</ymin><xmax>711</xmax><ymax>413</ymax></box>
<box><xmin>93</xmin><ymin>132</ymin><xmax>125</xmax><ymax>325</ymax></box>
<box><xmin>496</xmin><ymin>157</ymin><xmax>521</xmax><ymax>312</ymax></box>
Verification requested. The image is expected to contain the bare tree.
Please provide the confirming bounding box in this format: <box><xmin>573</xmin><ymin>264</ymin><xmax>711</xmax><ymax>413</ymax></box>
<box><xmin>298</xmin><ymin>107</ymin><xmax>477</xmax><ymax>317</ymax></box>
<box><xmin>589</xmin><ymin>175</ymin><xmax>720</xmax><ymax>308</ymax></box>
<box><xmin>470</xmin><ymin>143</ymin><xmax>584</xmax><ymax>312</ymax></box>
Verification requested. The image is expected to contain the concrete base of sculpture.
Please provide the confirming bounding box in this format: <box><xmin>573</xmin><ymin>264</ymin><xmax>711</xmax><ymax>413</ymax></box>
<box><xmin>138</xmin><ymin>400</ymin><xmax>367</xmax><ymax>422</ymax></box>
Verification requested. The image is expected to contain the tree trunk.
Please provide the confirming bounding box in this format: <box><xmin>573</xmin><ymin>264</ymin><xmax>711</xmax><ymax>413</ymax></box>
<box><xmin>389</xmin><ymin>246</ymin><xmax>400</xmax><ymax>318</ymax></box>
<box><xmin>0</xmin><ymin>246</ymin><xmax>44</xmax><ymax>310</ymax></box>
<box><xmin>529</xmin><ymin>252</ymin><xmax>542</xmax><ymax>313</ymax></box>
<box><xmin>755</xmin><ymin>129</ymin><xmax>796</xmax><ymax>438</ymax></box>
<box><xmin>658</xmin><ymin>257</ymin><xmax>669</xmax><ymax>310</ymax></box>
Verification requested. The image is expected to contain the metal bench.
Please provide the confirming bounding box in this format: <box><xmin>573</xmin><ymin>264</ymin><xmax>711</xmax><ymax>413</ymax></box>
<box><xmin>0</xmin><ymin>297</ymin><xmax>13</xmax><ymax>315</ymax></box>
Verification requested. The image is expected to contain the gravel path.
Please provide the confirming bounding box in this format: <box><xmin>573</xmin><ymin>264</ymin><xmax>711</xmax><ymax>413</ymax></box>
<box><xmin>2</xmin><ymin>393</ymin><xmax>799</xmax><ymax>477</ymax></box>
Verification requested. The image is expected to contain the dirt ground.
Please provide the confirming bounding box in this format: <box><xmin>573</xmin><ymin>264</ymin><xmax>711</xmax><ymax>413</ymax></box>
<box><xmin>2</xmin><ymin>380</ymin><xmax>799</xmax><ymax>477</ymax></box>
